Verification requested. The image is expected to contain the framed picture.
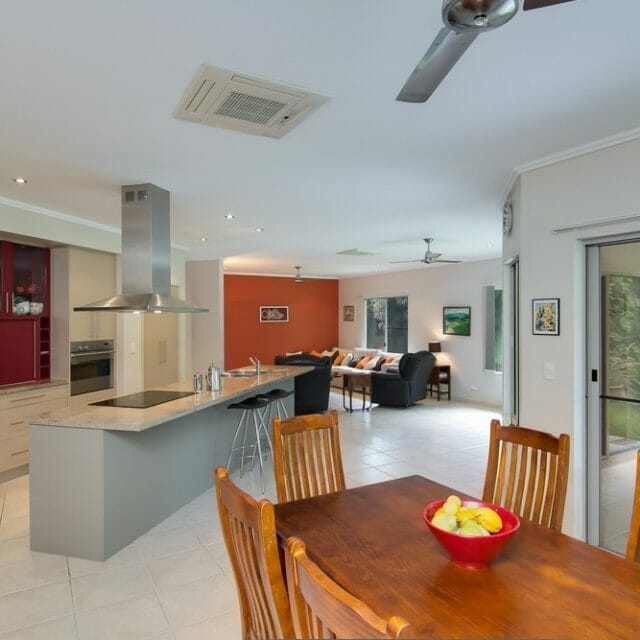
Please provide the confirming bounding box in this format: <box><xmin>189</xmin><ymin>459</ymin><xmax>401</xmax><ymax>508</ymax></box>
<box><xmin>532</xmin><ymin>298</ymin><xmax>559</xmax><ymax>335</ymax></box>
<box><xmin>443</xmin><ymin>306</ymin><xmax>471</xmax><ymax>336</ymax></box>
<box><xmin>259</xmin><ymin>306</ymin><xmax>289</xmax><ymax>323</ymax></box>
<box><xmin>343</xmin><ymin>305</ymin><xmax>355</xmax><ymax>322</ymax></box>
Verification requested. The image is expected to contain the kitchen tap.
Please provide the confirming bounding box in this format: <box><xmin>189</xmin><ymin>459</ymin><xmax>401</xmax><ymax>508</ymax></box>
<box><xmin>249</xmin><ymin>356</ymin><xmax>261</xmax><ymax>375</ymax></box>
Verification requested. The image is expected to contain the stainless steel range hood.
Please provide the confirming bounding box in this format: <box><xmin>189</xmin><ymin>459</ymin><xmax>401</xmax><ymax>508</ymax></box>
<box><xmin>74</xmin><ymin>184</ymin><xmax>208</xmax><ymax>313</ymax></box>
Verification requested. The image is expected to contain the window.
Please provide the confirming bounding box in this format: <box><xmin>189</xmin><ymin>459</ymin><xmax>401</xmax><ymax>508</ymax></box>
<box><xmin>484</xmin><ymin>285</ymin><xmax>503</xmax><ymax>372</ymax></box>
<box><xmin>365</xmin><ymin>296</ymin><xmax>408</xmax><ymax>353</ymax></box>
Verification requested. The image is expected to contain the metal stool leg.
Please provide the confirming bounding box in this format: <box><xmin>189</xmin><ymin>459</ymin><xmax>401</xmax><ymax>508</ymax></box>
<box><xmin>252</xmin><ymin>410</ymin><xmax>265</xmax><ymax>493</ymax></box>
<box><xmin>226</xmin><ymin>408</ymin><xmax>247</xmax><ymax>470</ymax></box>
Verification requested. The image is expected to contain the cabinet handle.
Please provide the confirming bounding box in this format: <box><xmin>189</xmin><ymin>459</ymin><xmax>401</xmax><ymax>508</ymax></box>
<box><xmin>10</xmin><ymin>420</ymin><xmax>25</xmax><ymax>426</ymax></box>
<box><xmin>11</xmin><ymin>449</ymin><xmax>29</xmax><ymax>456</ymax></box>
<box><xmin>10</xmin><ymin>394</ymin><xmax>46</xmax><ymax>403</ymax></box>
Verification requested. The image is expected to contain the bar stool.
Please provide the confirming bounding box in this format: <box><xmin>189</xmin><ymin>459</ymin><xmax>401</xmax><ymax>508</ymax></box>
<box><xmin>256</xmin><ymin>388</ymin><xmax>293</xmax><ymax>423</ymax></box>
<box><xmin>226</xmin><ymin>395</ymin><xmax>272</xmax><ymax>492</ymax></box>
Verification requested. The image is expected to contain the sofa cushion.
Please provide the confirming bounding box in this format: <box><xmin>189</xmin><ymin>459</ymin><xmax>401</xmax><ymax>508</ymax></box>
<box><xmin>355</xmin><ymin>356</ymin><xmax>372</xmax><ymax>369</ymax></box>
<box><xmin>354</xmin><ymin>347</ymin><xmax>381</xmax><ymax>359</ymax></box>
<box><xmin>365</xmin><ymin>355</ymin><xmax>384</xmax><ymax>370</ymax></box>
<box><xmin>334</xmin><ymin>352</ymin><xmax>347</xmax><ymax>365</ymax></box>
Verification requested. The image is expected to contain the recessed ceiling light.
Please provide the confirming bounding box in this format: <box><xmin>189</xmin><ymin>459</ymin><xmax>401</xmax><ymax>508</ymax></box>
<box><xmin>12</xmin><ymin>176</ymin><xmax>27</xmax><ymax>184</ymax></box>
<box><xmin>256</xmin><ymin>227</ymin><xmax>264</xmax><ymax>233</ymax></box>
<box><xmin>225</xmin><ymin>213</ymin><xmax>234</xmax><ymax>220</ymax></box>
<box><xmin>200</xmin><ymin>237</ymin><xmax>207</xmax><ymax>243</ymax></box>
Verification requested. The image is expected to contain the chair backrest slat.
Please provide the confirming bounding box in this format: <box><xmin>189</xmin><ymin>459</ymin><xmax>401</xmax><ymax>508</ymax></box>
<box><xmin>483</xmin><ymin>419</ymin><xmax>570</xmax><ymax>532</ymax></box>
<box><xmin>273</xmin><ymin>410</ymin><xmax>346</xmax><ymax>503</ymax></box>
<box><xmin>285</xmin><ymin>537</ymin><xmax>410</xmax><ymax>639</ymax></box>
<box><xmin>626</xmin><ymin>449</ymin><xmax>640</xmax><ymax>563</ymax></box>
<box><xmin>215</xmin><ymin>467</ymin><xmax>294</xmax><ymax>640</ymax></box>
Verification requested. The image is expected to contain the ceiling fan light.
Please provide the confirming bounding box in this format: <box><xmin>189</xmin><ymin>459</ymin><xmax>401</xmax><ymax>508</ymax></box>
<box><xmin>474</xmin><ymin>13</ymin><xmax>488</xmax><ymax>27</ymax></box>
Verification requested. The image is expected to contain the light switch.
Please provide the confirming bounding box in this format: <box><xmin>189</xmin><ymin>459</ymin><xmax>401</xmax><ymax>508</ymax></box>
<box><xmin>130</xmin><ymin>341</ymin><xmax>136</xmax><ymax>355</ymax></box>
<box><xmin>544</xmin><ymin>361</ymin><xmax>556</xmax><ymax>380</ymax></box>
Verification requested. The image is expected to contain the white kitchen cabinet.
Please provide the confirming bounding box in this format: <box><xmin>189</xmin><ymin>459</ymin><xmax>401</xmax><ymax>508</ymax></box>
<box><xmin>0</xmin><ymin>383</ymin><xmax>68</xmax><ymax>472</ymax></box>
<box><xmin>69</xmin><ymin>248</ymin><xmax>116</xmax><ymax>341</ymax></box>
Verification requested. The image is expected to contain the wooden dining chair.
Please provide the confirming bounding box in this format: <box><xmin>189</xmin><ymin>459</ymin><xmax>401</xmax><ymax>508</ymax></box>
<box><xmin>285</xmin><ymin>537</ymin><xmax>411</xmax><ymax>639</ymax></box>
<box><xmin>482</xmin><ymin>419</ymin><xmax>570</xmax><ymax>532</ymax></box>
<box><xmin>625</xmin><ymin>449</ymin><xmax>640</xmax><ymax>563</ymax></box>
<box><xmin>214</xmin><ymin>467</ymin><xmax>294</xmax><ymax>640</ymax></box>
<box><xmin>272</xmin><ymin>410</ymin><xmax>346</xmax><ymax>503</ymax></box>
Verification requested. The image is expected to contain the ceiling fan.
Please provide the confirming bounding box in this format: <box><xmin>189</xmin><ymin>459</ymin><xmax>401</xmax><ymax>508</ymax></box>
<box><xmin>293</xmin><ymin>265</ymin><xmax>304</xmax><ymax>283</ymax></box>
<box><xmin>390</xmin><ymin>238</ymin><xmax>461</xmax><ymax>265</ymax></box>
<box><xmin>396</xmin><ymin>0</ymin><xmax>576</xmax><ymax>103</ymax></box>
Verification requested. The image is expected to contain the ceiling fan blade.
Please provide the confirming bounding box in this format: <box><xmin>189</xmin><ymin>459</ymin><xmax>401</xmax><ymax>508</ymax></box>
<box><xmin>389</xmin><ymin>259</ymin><xmax>424</xmax><ymax>264</ymax></box>
<box><xmin>435</xmin><ymin>259</ymin><xmax>461</xmax><ymax>263</ymax></box>
<box><xmin>396</xmin><ymin>27</ymin><xmax>478</xmax><ymax>103</ymax></box>
<box><xmin>523</xmin><ymin>0</ymin><xmax>574</xmax><ymax>10</ymax></box>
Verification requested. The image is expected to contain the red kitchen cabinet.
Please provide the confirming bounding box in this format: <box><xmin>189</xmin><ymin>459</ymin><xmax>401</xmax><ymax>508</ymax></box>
<box><xmin>0</xmin><ymin>319</ymin><xmax>37</xmax><ymax>384</ymax></box>
<box><xmin>0</xmin><ymin>241</ymin><xmax>50</xmax><ymax>384</ymax></box>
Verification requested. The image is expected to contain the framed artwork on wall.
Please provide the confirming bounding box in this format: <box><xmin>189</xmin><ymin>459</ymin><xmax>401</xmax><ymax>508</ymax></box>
<box><xmin>343</xmin><ymin>305</ymin><xmax>355</xmax><ymax>322</ymax></box>
<box><xmin>259</xmin><ymin>306</ymin><xmax>289</xmax><ymax>323</ymax></box>
<box><xmin>532</xmin><ymin>298</ymin><xmax>559</xmax><ymax>335</ymax></box>
<box><xmin>443</xmin><ymin>306</ymin><xmax>471</xmax><ymax>336</ymax></box>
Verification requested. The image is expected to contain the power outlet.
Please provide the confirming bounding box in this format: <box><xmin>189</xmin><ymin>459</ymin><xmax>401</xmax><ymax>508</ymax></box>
<box><xmin>470</xmin><ymin>384</ymin><xmax>478</xmax><ymax>391</ymax></box>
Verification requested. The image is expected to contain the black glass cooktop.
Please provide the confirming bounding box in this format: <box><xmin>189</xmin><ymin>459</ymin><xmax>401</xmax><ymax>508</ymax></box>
<box><xmin>90</xmin><ymin>390</ymin><xmax>195</xmax><ymax>409</ymax></box>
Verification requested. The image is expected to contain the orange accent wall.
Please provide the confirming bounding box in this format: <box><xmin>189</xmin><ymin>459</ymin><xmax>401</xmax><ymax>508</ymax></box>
<box><xmin>224</xmin><ymin>275</ymin><xmax>339</xmax><ymax>369</ymax></box>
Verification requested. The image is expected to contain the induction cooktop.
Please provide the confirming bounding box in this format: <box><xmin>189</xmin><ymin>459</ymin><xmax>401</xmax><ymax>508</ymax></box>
<box><xmin>90</xmin><ymin>390</ymin><xmax>195</xmax><ymax>409</ymax></box>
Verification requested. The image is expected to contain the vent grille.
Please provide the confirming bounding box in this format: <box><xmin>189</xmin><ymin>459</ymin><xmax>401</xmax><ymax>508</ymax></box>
<box><xmin>215</xmin><ymin>91</ymin><xmax>286</xmax><ymax>125</ymax></box>
<box><xmin>174</xmin><ymin>65</ymin><xmax>329</xmax><ymax>139</ymax></box>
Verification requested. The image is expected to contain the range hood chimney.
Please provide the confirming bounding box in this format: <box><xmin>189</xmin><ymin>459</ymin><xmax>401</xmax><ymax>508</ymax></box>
<box><xmin>74</xmin><ymin>184</ymin><xmax>208</xmax><ymax>313</ymax></box>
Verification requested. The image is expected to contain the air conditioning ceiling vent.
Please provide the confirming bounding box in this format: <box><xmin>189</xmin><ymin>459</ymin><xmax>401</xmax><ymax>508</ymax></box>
<box><xmin>174</xmin><ymin>65</ymin><xmax>329</xmax><ymax>139</ymax></box>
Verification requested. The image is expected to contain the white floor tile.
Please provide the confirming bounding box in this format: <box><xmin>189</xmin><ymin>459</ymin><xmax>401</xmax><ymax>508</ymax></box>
<box><xmin>71</xmin><ymin>564</ymin><xmax>154</xmax><ymax>612</ymax></box>
<box><xmin>146</xmin><ymin>548</ymin><xmax>222</xmax><ymax>589</ymax></box>
<box><xmin>0</xmin><ymin>581</ymin><xmax>74</xmax><ymax>634</ymax></box>
<box><xmin>0</xmin><ymin>536</ymin><xmax>32</xmax><ymax>568</ymax></box>
<box><xmin>0</xmin><ymin>514</ymin><xmax>30</xmax><ymax>542</ymax></box>
<box><xmin>67</xmin><ymin>541</ymin><xmax>143</xmax><ymax>579</ymax></box>
<box><xmin>0</xmin><ymin>614</ymin><xmax>77</xmax><ymax>640</ymax></box>
<box><xmin>75</xmin><ymin>593</ymin><xmax>170</xmax><ymax>640</ymax></box>
<box><xmin>156</xmin><ymin>574</ymin><xmax>237</xmax><ymax>631</ymax></box>
<box><xmin>173</xmin><ymin>610</ymin><xmax>241</xmax><ymax>640</ymax></box>
<box><xmin>0</xmin><ymin>552</ymin><xmax>69</xmax><ymax>597</ymax></box>
<box><xmin>135</xmin><ymin>527</ymin><xmax>201</xmax><ymax>562</ymax></box>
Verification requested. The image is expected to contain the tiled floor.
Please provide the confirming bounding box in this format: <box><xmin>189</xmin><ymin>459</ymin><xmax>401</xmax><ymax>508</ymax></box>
<box><xmin>0</xmin><ymin>393</ymin><xmax>634</xmax><ymax>639</ymax></box>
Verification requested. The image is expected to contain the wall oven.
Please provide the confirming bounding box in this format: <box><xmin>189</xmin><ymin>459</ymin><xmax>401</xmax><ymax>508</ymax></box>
<box><xmin>70</xmin><ymin>339</ymin><xmax>114</xmax><ymax>396</ymax></box>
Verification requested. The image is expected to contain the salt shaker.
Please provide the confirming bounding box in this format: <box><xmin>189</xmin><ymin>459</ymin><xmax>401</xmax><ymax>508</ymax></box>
<box><xmin>193</xmin><ymin>373</ymin><xmax>203</xmax><ymax>392</ymax></box>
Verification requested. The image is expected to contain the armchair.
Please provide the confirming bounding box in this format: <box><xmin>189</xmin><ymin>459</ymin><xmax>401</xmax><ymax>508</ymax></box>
<box><xmin>273</xmin><ymin>353</ymin><xmax>332</xmax><ymax>415</ymax></box>
<box><xmin>370</xmin><ymin>351</ymin><xmax>435</xmax><ymax>407</ymax></box>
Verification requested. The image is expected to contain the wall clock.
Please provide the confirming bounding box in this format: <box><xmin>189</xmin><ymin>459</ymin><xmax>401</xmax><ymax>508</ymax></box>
<box><xmin>503</xmin><ymin>201</ymin><xmax>513</xmax><ymax>237</ymax></box>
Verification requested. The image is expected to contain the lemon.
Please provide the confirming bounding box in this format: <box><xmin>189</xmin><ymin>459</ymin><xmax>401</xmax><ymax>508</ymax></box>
<box><xmin>474</xmin><ymin>507</ymin><xmax>503</xmax><ymax>533</ymax></box>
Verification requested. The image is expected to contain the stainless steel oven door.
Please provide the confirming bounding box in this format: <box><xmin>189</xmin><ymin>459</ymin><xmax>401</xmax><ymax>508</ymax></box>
<box><xmin>70</xmin><ymin>349</ymin><xmax>114</xmax><ymax>396</ymax></box>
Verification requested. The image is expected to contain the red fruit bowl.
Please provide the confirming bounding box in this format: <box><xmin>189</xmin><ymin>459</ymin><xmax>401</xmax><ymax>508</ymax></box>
<box><xmin>423</xmin><ymin>499</ymin><xmax>520</xmax><ymax>571</ymax></box>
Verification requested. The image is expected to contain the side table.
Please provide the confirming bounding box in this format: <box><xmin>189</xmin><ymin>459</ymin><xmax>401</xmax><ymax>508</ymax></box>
<box><xmin>427</xmin><ymin>364</ymin><xmax>451</xmax><ymax>401</ymax></box>
<box><xmin>342</xmin><ymin>371</ymin><xmax>372</xmax><ymax>412</ymax></box>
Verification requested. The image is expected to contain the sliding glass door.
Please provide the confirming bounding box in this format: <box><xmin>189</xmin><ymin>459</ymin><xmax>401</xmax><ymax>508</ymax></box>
<box><xmin>587</xmin><ymin>241</ymin><xmax>640</xmax><ymax>554</ymax></box>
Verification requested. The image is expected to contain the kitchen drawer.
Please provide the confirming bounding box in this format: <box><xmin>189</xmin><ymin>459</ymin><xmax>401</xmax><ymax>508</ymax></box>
<box><xmin>0</xmin><ymin>384</ymin><xmax>68</xmax><ymax>412</ymax></box>
<box><xmin>0</xmin><ymin>434</ymin><xmax>29</xmax><ymax>472</ymax></box>
<box><xmin>0</xmin><ymin>397</ymin><xmax>68</xmax><ymax>441</ymax></box>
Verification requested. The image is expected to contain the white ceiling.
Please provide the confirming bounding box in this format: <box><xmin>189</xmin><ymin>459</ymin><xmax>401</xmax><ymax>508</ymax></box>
<box><xmin>2</xmin><ymin>1</ymin><xmax>640</xmax><ymax>278</ymax></box>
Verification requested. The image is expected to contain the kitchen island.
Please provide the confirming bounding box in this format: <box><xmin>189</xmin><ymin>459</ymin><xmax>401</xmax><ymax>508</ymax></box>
<box><xmin>29</xmin><ymin>366</ymin><xmax>310</xmax><ymax>560</ymax></box>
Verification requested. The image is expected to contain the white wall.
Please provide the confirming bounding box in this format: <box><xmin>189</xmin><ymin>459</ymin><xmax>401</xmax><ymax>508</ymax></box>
<box><xmin>186</xmin><ymin>260</ymin><xmax>225</xmax><ymax>376</ymax></box>
<box><xmin>505</xmin><ymin>136</ymin><xmax>640</xmax><ymax>539</ymax></box>
<box><xmin>339</xmin><ymin>259</ymin><xmax>503</xmax><ymax>407</ymax></box>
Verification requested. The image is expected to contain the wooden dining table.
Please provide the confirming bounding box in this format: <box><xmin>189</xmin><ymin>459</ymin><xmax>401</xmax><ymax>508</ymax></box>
<box><xmin>274</xmin><ymin>475</ymin><xmax>640</xmax><ymax>639</ymax></box>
